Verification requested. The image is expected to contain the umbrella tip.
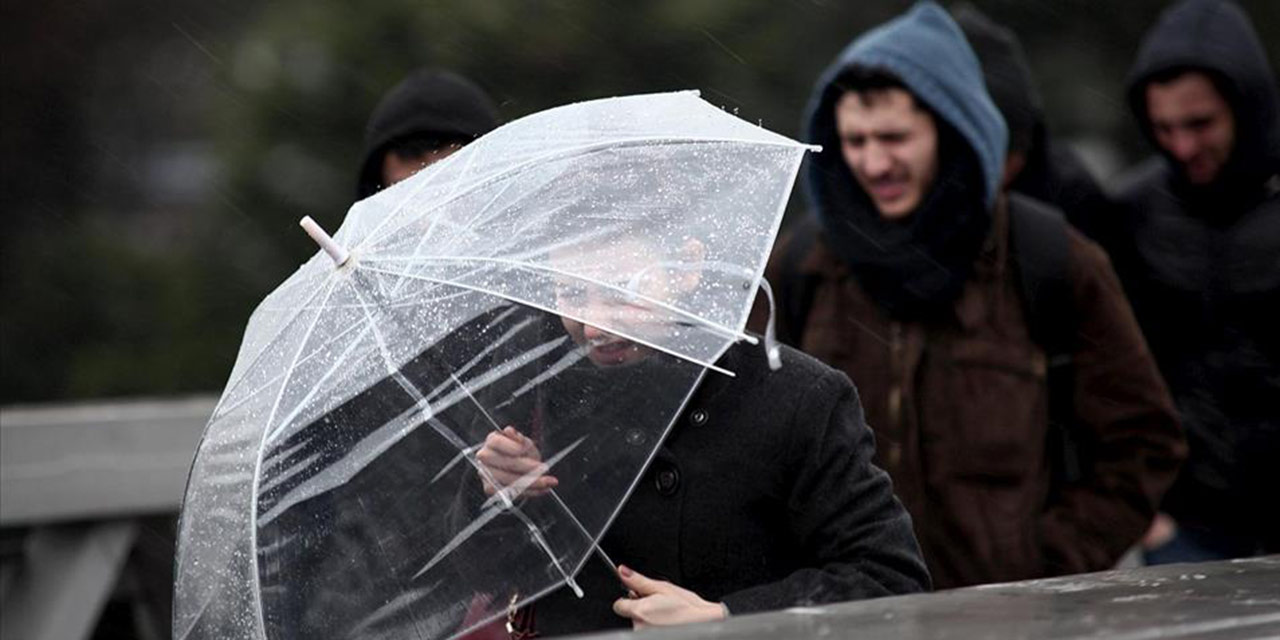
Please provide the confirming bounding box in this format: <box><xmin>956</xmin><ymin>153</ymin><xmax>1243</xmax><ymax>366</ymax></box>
<box><xmin>299</xmin><ymin>216</ymin><xmax>351</xmax><ymax>267</ymax></box>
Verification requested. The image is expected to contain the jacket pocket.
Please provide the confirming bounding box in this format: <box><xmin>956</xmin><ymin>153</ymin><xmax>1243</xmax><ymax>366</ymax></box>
<box><xmin>923</xmin><ymin>339</ymin><xmax>1048</xmax><ymax>483</ymax></box>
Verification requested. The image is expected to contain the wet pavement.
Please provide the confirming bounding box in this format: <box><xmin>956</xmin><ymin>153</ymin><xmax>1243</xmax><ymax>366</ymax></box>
<box><xmin>578</xmin><ymin>556</ymin><xmax>1280</xmax><ymax>639</ymax></box>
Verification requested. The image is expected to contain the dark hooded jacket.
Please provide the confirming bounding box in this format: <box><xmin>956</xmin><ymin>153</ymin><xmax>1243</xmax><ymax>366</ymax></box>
<box><xmin>523</xmin><ymin>341</ymin><xmax>929</xmax><ymax>636</ymax></box>
<box><xmin>356</xmin><ymin>69</ymin><xmax>499</xmax><ymax>199</ymax></box>
<box><xmin>952</xmin><ymin>4</ymin><xmax>1122</xmax><ymax>257</ymax></box>
<box><xmin>1114</xmin><ymin>0</ymin><xmax>1280</xmax><ymax>550</ymax></box>
<box><xmin>759</xmin><ymin>1</ymin><xmax>1185</xmax><ymax>588</ymax></box>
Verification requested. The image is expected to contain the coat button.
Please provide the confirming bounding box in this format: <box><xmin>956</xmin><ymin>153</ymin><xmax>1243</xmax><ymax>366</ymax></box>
<box><xmin>690</xmin><ymin>409</ymin><xmax>708</xmax><ymax>426</ymax></box>
<box><xmin>654</xmin><ymin>465</ymin><xmax>680</xmax><ymax>496</ymax></box>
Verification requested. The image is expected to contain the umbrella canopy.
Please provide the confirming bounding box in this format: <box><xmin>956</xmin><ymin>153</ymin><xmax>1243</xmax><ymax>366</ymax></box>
<box><xmin>174</xmin><ymin>91</ymin><xmax>816</xmax><ymax>640</ymax></box>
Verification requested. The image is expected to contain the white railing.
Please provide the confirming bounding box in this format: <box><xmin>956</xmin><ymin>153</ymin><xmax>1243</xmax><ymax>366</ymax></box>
<box><xmin>0</xmin><ymin>395</ymin><xmax>215</xmax><ymax>640</ymax></box>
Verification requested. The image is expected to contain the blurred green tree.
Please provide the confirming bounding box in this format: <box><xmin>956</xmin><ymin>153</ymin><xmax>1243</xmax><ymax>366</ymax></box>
<box><xmin>3</xmin><ymin>0</ymin><xmax>1277</xmax><ymax>403</ymax></box>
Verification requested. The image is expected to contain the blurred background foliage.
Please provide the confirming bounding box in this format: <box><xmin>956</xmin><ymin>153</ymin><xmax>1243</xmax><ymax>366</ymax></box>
<box><xmin>4</xmin><ymin>0</ymin><xmax>1278</xmax><ymax>403</ymax></box>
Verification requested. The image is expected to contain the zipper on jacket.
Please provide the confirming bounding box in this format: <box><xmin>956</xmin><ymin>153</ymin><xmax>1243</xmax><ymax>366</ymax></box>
<box><xmin>886</xmin><ymin>322</ymin><xmax>904</xmax><ymax>467</ymax></box>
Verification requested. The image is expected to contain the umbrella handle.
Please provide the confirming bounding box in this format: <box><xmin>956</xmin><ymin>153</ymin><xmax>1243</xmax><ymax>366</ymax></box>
<box><xmin>756</xmin><ymin>278</ymin><xmax>783</xmax><ymax>371</ymax></box>
<box><xmin>300</xmin><ymin>216</ymin><xmax>351</xmax><ymax>266</ymax></box>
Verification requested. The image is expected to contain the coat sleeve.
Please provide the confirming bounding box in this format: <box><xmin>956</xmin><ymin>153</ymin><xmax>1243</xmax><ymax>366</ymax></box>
<box><xmin>720</xmin><ymin>365</ymin><xmax>930</xmax><ymax>613</ymax></box>
<box><xmin>1037</xmin><ymin>233</ymin><xmax>1187</xmax><ymax>574</ymax></box>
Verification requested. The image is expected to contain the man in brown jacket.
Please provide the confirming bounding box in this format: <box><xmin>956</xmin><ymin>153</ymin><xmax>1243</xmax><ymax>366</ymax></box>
<box><xmin>757</xmin><ymin>3</ymin><xmax>1186</xmax><ymax>589</ymax></box>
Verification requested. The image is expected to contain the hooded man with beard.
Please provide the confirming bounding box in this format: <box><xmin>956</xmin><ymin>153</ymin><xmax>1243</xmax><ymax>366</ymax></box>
<box><xmin>759</xmin><ymin>2</ymin><xmax>1185</xmax><ymax>589</ymax></box>
<box><xmin>1114</xmin><ymin>0</ymin><xmax>1280</xmax><ymax>562</ymax></box>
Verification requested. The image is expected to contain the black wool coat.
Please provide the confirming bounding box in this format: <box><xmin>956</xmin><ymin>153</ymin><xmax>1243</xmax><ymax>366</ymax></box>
<box><xmin>529</xmin><ymin>340</ymin><xmax>930</xmax><ymax>636</ymax></box>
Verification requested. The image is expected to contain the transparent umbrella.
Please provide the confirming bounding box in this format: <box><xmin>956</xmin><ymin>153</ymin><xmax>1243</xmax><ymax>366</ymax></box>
<box><xmin>173</xmin><ymin>90</ymin><xmax>817</xmax><ymax>640</ymax></box>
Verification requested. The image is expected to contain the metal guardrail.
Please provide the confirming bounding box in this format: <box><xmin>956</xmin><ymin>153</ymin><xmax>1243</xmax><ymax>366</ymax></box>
<box><xmin>0</xmin><ymin>395</ymin><xmax>215</xmax><ymax>526</ymax></box>
<box><xmin>0</xmin><ymin>395</ymin><xmax>215</xmax><ymax>640</ymax></box>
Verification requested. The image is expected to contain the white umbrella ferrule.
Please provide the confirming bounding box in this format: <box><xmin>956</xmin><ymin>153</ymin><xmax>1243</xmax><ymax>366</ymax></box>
<box><xmin>299</xmin><ymin>216</ymin><xmax>351</xmax><ymax>267</ymax></box>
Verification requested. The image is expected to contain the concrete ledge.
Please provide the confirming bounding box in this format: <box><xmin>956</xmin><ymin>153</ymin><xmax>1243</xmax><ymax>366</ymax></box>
<box><xmin>0</xmin><ymin>396</ymin><xmax>216</xmax><ymax>526</ymax></box>
<box><xmin>577</xmin><ymin>556</ymin><xmax>1280</xmax><ymax>639</ymax></box>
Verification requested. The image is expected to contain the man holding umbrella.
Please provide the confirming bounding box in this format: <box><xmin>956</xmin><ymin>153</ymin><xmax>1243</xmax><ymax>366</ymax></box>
<box><xmin>175</xmin><ymin>90</ymin><xmax>929</xmax><ymax>640</ymax></box>
<box><xmin>473</xmin><ymin>229</ymin><xmax>930</xmax><ymax>636</ymax></box>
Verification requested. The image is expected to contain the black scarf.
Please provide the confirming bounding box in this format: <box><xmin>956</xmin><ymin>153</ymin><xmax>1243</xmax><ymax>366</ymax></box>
<box><xmin>813</xmin><ymin>120</ymin><xmax>991</xmax><ymax>320</ymax></box>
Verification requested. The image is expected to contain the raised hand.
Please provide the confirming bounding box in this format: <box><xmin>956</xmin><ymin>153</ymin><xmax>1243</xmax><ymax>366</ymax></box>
<box><xmin>611</xmin><ymin>565</ymin><xmax>727</xmax><ymax>629</ymax></box>
<box><xmin>475</xmin><ymin>426</ymin><xmax>559</xmax><ymax>498</ymax></box>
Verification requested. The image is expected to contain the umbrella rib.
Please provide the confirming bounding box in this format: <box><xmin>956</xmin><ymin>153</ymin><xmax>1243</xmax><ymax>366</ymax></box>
<box><xmin>345</xmin><ymin>284</ymin><xmax>550</xmax><ymax>505</ymax></box>
<box><xmin>253</xmin><ymin>410</ymin><xmax>473</xmax><ymax>529</ymax></box>
<box><xmin>255</xmin><ymin>271</ymin><xmax>342</xmax><ymax>443</ymax></box>
<box><xmin>345</xmin><ymin>286</ymin><xmax>462</xmax><ymax>451</ymax></box>
<box><xmin>229</xmin><ymin>277</ymin><xmax>483</xmax><ymax>434</ymax></box>
<box><xmin>356</xmin><ymin>129</ymin><xmax>486</xmax><ymax>260</ymax></box>
<box><xmin>263</xmin><ymin>270</ymin><xmax>399</xmax><ymax>442</ymax></box>
<box><xmin>416</xmin><ymin>309</ymin><xmax>536</xmax><ymax>409</ymax></box>
<box><xmin>325</xmin><ymin>284</ymin><xmax>578</xmax><ymax>589</ymax></box>
<box><xmin>421</xmin><ymin>332</ymin><xmax>566</xmax><ymax>426</ymax></box>
<box><xmin>428</xmin><ymin>344</ymin><xmax>582</xmax><ymax>485</ymax></box>
<box><xmin>298</xmin><ymin>333</ymin><xmax>569</xmax><ymax>510</ymax></box>
<box><xmin>210</xmin><ymin>272</ymin><xmax>341</xmax><ymax>421</ymax></box>
<box><xmin>447</xmin><ymin>368</ymin><xmax>618</xmax><ymax>573</ymax></box>
<box><xmin>413</xmin><ymin>438</ymin><xmax>588</xmax><ymax>592</ymax></box>
<box><xmin>261</xmin><ymin>317</ymin><xmax>377</xmax><ymax>445</ymax></box>
<box><xmin>355</xmin><ymin>136</ymin><xmax>807</xmax><ymax>254</ymax></box>
<box><xmin>355</xmin><ymin>498</ymin><xmax>437</xmax><ymax>640</ymax></box>
<box><xmin>258</xmin><ymin>284</ymin><xmax>475</xmax><ymax>313</ymax></box>
<box><xmin>171</xmin><ymin>578</ymin><xmax>218</xmax><ymax>640</ymax></box>
<box><xmin>495</xmin><ymin>347</ymin><xmax>585</xmax><ymax>408</ymax></box>
<box><xmin>386</xmin><ymin>168</ymin><xmax>525</xmax><ymax>300</ymax></box>
<box><xmin>248</xmin><ymin>275</ymin><xmax>344</xmax><ymax>640</ymax></box>
<box><xmin>411</xmin><ymin>502</ymin><xmax>505</xmax><ymax>579</ymax></box>
<box><xmin>512</xmin><ymin>505</ymin><xmax>584</xmax><ymax>597</ymax></box>
<box><xmin>214</xmin><ymin>307</ymin><xmax>374</xmax><ymax>423</ymax></box>
<box><xmin>363</xmin><ymin>254</ymin><xmax>747</xmax><ymax>342</ymax></box>
<box><xmin>355</xmin><ymin>263</ymin><xmax>739</xmax><ymax>377</ymax></box>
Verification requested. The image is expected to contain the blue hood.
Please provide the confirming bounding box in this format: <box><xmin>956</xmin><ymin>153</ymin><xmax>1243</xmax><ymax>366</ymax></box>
<box><xmin>804</xmin><ymin>1</ymin><xmax>1008</xmax><ymax>209</ymax></box>
<box><xmin>798</xmin><ymin>2</ymin><xmax>1009</xmax><ymax>319</ymax></box>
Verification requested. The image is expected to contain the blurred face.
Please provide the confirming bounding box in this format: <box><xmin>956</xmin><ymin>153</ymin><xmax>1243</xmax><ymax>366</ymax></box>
<box><xmin>380</xmin><ymin>145</ymin><xmax>462</xmax><ymax>186</ymax></box>
<box><xmin>835</xmin><ymin>89</ymin><xmax>939</xmax><ymax>220</ymax></box>
<box><xmin>554</xmin><ymin>239</ymin><xmax>701</xmax><ymax>367</ymax></box>
<box><xmin>1146</xmin><ymin>72</ymin><xmax>1236</xmax><ymax>185</ymax></box>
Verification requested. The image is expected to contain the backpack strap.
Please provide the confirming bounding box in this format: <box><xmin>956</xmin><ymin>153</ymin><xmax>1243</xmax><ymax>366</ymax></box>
<box><xmin>1008</xmin><ymin>193</ymin><xmax>1086</xmax><ymax>488</ymax></box>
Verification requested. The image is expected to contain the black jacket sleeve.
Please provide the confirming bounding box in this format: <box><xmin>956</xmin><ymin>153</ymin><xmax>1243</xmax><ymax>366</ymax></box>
<box><xmin>720</xmin><ymin>368</ymin><xmax>930</xmax><ymax>613</ymax></box>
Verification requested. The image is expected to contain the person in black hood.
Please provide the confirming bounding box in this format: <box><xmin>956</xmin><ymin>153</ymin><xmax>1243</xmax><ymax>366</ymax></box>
<box><xmin>951</xmin><ymin>4</ymin><xmax>1122</xmax><ymax>258</ymax></box>
<box><xmin>356</xmin><ymin>68</ymin><xmax>500</xmax><ymax>199</ymax></box>
<box><xmin>1114</xmin><ymin>0</ymin><xmax>1280</xmax><ymax>563</ymax></box>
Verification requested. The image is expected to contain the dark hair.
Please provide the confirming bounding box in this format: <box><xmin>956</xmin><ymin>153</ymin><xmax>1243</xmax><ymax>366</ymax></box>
<box><xmin>1145</xmin><ymin>65</ymin><xmax>1236</xmax><ymax>105</ymax></box>
<box><xmin>383</xmin><ymin>133</ymin><xmax>470</xmax><ymax>161</ymax></box>
<box><xmin>831</xmin><ymin>65</ymin><xmax>928</xmax><ymax>112</ymax></box>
